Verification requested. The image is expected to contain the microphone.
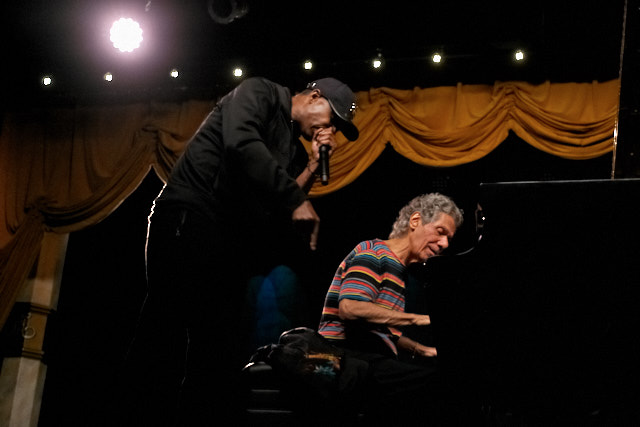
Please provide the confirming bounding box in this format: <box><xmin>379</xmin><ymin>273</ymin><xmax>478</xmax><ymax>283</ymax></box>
<box><xmin>319</xmin><ymin>144</ymin><xmax>330</xmax><ymax>185</ymax></box>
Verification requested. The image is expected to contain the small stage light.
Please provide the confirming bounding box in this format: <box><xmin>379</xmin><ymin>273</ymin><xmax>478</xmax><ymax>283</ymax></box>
<box><xmin>372</xmin><ymin>53</ymin><xmax>384</xmax><ymax>69</ymax></box>
<box><xmin>233</xmin><ymin>67</ymin><xmax>243</xmax><ymax>77</ymax></box>
<box><xmin>170</xmin><ymin>68</ymin><xmax>179</xmax><ymax>78</ymax></box>
<box><xmin>514</xmin><ymin>49</ymin><xmax>525</xmax><ymax>61</ymax></box>
<box><xmin>110</xmin><ymin>18</ymin><xmax>143</xmax><ymax>52</ymax></box>
<box><xmin>104</xmin><ymin>72</ymin><xmax>113</xmax><ymax>82</ymax></box>
<box><xmin>303</xmin><ymin>60</ymin><xmax>313</xmax><ymax>70</ymax></box>
<box><xmin>42</xmin><ymin>76</ymin><xmax>52</xmax><ymax>86</ymax></box>
<box><xmin>432</xmin><ymin>53</ymin><xmax>442</xmax><ymax>63</ymax></box>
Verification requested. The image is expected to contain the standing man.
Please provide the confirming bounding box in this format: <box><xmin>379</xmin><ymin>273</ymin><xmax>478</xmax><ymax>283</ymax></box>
<box><xmin>124</xmin><ymin>77</ymin><xmax>358</xmax><ymax>426</ymax></box>
<box><xmin>318</xmin><ymin>193</ymin><xmax>468</xmax><ymax>425</ymax></box>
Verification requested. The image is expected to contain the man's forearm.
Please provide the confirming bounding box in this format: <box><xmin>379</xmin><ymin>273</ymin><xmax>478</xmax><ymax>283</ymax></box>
<box><xmin>296</xmin><ymin>160</ymin><xmax>319</xmax><ymax>192</ymax></box>
<box><xmin>339</xmin><ymin>299</ymin><xmax>430</xmax><ymax>327</ymax></box>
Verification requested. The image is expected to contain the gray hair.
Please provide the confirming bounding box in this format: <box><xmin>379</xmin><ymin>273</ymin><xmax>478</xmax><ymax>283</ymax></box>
<box><xmin>389</xmin><ymin>193</ymin><xmax>463</xmax><ymax>239</ymax></box>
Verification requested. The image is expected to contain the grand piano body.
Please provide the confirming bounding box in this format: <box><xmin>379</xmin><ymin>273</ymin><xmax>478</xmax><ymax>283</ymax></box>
<box><xmin>411</xmin><ymin>179</ymin><xmax>640</xmax><ymax>422</ymax></box>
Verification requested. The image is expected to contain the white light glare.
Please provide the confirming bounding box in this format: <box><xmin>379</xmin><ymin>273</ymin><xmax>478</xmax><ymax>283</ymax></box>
<box><xmin>303</xmin><ymin>60</ymin><xmax>313</xmax><ymax>70</ymax></box>
<box><xmin>104</xmin><ymin>72</ymin><xmax>113</xmax><ymax>82</ymax></box>
<box><xmin>514</xmin><ymin>50</ymin><xmax>525</xmax><ymax>61</ymax></box>
<box><xmin>170</xmin><ymin>69</ymin><xmax>179</xmax><ymax>78</ymax></box>
<box><xmin>42</xmin><ymin>76</ymin><xmax>52</xmax><ymax>86</ymax></box>
<box><xmin>233</xmin><ymin>68</ymin><xmax>243</xmax><ymax>77</ymax></box>
<box><xmin>110</xmin><ymin>18</ymin><xmax>143</xmax><ymax>52</ymax></box>
<box><xmin>372</xmin><ymin>52</ymin><xmax>384</xmax><ymax>69</ymax></box>
<box><xmin>432</xmin><ymin>53</ymin><xmax>442</xmax><ymax>63</ymax></box>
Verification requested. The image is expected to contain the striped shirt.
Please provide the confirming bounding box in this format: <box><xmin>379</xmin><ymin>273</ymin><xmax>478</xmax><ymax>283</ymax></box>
<box><xmin>318</xmin><ymin>239</ymin><xmax>407</xmax><ymax>355</ymax></box>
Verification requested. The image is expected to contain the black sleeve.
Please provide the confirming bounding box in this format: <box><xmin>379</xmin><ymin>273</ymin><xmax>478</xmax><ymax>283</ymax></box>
<box><xmin>221</xmin><ymin>78</ymin><xmax>307</xmax><ymax>212</ymax></box>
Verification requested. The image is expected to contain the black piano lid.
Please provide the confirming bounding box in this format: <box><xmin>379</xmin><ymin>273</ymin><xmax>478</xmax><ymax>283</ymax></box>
<box><xmin>416</xmin><ymin>178</ymin><xmax>640</xmax><ymax>418</ymax></box>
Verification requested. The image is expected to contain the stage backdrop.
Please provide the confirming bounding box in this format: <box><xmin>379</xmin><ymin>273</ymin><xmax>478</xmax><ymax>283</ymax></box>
<box><xmin>0</xmin><ymin>79</ymin><xmax>620</xmax><ymax>329</ymax></box>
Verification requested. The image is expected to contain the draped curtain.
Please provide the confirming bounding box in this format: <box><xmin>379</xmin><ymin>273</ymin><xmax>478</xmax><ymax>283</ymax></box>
<box><xmin>0</xmin><ymin>79</ymin><xmax>620</xmax><ymax>328</ymax></box>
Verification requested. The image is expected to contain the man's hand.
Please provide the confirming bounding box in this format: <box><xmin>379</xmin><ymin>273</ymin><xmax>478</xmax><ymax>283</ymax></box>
<box><xmin>296</xmin><ymin>128</ymin><xmax>338</xmax><ymax>192</ymax></box>
<box><xmin>413</xmin><ymin>314</ymin><xmax>431</xmax><ymax>326</ymax></box>
<box><xmin>398</xmin><ymin>336</ymin><xmax>437</xmax><ymax>358</ymax></box>
<box><xmin>310</xmin><ymin>128</ymin><xmax>337</xmax><ymax>161</ymax></box>
<box><xmin>413</xmin><ymin>343</ymin><xmax>438</xmax><ymax>358</ymax></box>
<box><xmin>292</xmin><ymin>200</ymin><xmax>321</xmax><ymax>250</ymax></box>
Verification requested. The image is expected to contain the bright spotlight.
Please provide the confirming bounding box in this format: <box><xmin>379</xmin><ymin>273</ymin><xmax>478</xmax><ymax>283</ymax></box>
<box><xmin>514</xmin><ymin>50</ymin><xmax>525</xmax><ymax>61</ymax></box>
<box><xmin>372</xmin><ymin>54</ymin><xmax>384</xmax><ymax>69</ymax></box>
<box><xmin>104</xmin><ymin>72</ymin><xmax>113</xmax><ymax>82</ymax></box>
<box><xmin>42</xmin><ymin>76</ymin><xmax>52</xmax><ymax>86</ymax></box>
<box><xmin>110</xmin><ymin>18</ymin><xmax>143</xmax><ymax>52</ymax></box>
<box><xmin>432</xmin><ymin>53</ymin><xmax>442</xmax><ymax>63</ymax></box>
<box><xmin>303</xmin><ymin>60</ymin><xmax>313</xmax><ymax>70</ymax></box>
<box><xmin>170</xmin><ymin>68</ymin><xmax>179</xmax><ymax>78</ymax></box>
<box><xmin>233</xmin><ymin>67</ymin><xmax>243</xmax><ymax>77</ymax></box>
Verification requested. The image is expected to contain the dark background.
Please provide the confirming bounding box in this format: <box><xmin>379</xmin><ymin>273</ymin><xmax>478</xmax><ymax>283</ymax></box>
<box><xmin>0</xmin><ymin>0</ymin><xmax>630</xmax><ymax>102</ymax></box>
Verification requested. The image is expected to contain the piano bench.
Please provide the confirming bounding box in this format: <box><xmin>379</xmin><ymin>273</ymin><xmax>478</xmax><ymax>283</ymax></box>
<box><xmin>242</xmin><ymin>361</ymin><xmax>365</xmax><ymax>426</ymax></box>
<box><xmin>242</xmin><ymin>361</ymin><xmax>296</xmax><ymax>425</ymax></box>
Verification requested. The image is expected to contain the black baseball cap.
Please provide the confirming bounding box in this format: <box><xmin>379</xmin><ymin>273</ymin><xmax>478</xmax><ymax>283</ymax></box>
<box><xmin>307</xmin><ymin>78</ymin><xmax>359</xmax><ymax>141</ymax></box>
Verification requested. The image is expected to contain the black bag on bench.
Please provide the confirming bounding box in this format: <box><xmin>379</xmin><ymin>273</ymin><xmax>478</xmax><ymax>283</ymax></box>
<box><xmin>244</xmin><ymin>327</ymin><xmax>368</xmax><ymax>421</ymax></box>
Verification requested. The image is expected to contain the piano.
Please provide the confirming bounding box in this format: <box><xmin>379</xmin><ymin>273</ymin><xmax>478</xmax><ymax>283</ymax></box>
<box><xmin>409</xmin><ymin>178</ymin><xmax>640</xmax><ymax>422</ymax></box>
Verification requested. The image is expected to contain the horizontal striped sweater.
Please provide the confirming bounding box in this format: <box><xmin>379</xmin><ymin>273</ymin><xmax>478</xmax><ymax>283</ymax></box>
<box><xmin>318</xmin><ymin>239</ymin><xmax>407</xmax><ymax>355</ymax></box>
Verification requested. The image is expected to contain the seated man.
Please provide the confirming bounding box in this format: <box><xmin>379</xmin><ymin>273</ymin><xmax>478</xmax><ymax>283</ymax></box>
<box><xmin>318</xmin><ymin>192</ymin><xmax>467</xmax><ymax>425</ymax></box>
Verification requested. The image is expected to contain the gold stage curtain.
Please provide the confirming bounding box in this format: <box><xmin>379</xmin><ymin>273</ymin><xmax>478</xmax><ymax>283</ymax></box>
<box><xmin>0</xmin><ymin>100</ymin><xmax>216</xmax><ymax>328</ymax></box>
<box><xmin>306</xmin><ymin>79</ymin><xmax>619</xmax><ymax>195</ymax></box>
<box><xmin>0</xmin><ymin>79</ymin><xmax>620</xmax><ymax>328</ymax></box>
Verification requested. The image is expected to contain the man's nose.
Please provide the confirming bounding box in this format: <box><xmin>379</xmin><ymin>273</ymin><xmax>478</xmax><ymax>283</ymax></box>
<box><xmin>439</xmin><ymin>236</ymin><xmax>449</xmax><ymax>249</ymax></box>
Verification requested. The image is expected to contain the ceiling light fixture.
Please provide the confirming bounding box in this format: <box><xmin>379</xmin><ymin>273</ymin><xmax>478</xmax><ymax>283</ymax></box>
<box><xmin>110</xmin><ymin>18</ymin><xmax>143</xmax><ymax>52</ymax></box>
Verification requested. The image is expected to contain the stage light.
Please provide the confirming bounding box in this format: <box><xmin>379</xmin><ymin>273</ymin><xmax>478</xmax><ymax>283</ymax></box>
<box><xmin>514</xmin><ymin>49</ymin><xmax>525</xmax><ymax>61</ymax></box>
<box><xmin>372</xmin><ymin>53</ymin><xmax>384</xmax><ymax>70</ymax></box>
<box><xmin>431</xmin><ymin>52</ymin><xmax>443</xmax><ymax>64</ymax></box>
<box><xmin>170</xmin><ymin>68</ymin><xmax>179</xmax><ymax>78</ymax></box>
<box><xmin>104</xmin><ymin>72</ymin><xmax>113</xmax><ymax>82</ymax></box>
<box><xmin>303</xmin><ymin>60</ymin><xmax>313</xmax><ymax>70</ymax></box>
<box><xmin>42</xmin><ymin>76</ymin><xmax>52</xmax><ymax>86</ymax></box>
<box><xmin>233</xmin><ymin>67</ymin><xmax>243</xmax><ymax>77</ymax></box>
<box><xmin>110</xmin><ymin>18</ymin><xmax>143</xmax><ymax>52</ymax></box>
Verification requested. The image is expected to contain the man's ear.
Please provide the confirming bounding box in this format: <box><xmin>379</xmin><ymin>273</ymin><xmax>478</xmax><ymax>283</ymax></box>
<box><xmin>409</xmin><ymin>212</ymin><xmax>422</xmax><ymax>230</ymax></box>
<box><xmin>309</xmin><ymin>89</ymin><xmax>322</xmax><ymax>102</ymax></box>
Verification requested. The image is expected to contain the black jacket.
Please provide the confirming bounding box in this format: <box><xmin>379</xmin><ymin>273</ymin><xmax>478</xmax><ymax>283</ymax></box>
<box><xmin>156</xmin><ymin>77</ymin><xmax>309</xmax><ymax>232</ymax></box>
